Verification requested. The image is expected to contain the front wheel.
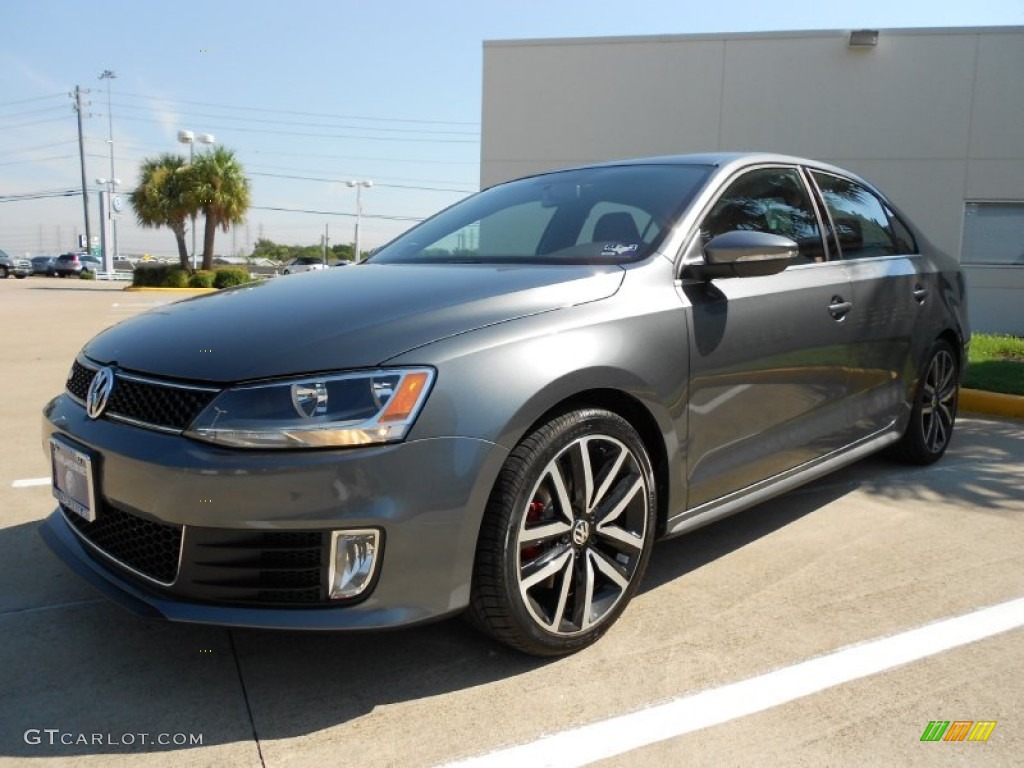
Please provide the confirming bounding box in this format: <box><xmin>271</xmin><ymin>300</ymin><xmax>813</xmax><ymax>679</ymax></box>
<box><xmin>0</xmin><ymin>267</ymin><xmax>8</xmax><ymax>279</ymax></box>
<box><xmin>468</xmin><ymin>408</ymin><xmax>657</xmax><ymax>656</ymax></box>
<box><xmin>890</xmin><ymin>339</ymin><xmax>959</xmax><ymax>465</ymax></box>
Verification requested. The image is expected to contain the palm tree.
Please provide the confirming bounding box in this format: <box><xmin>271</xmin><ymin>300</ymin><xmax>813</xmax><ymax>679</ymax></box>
<box><xmin>189</xmin><ymin>147</ymin><xmax>251</xmax><ymax>271</ymax></box>
<box><xmin>129</xmin><ymin>154</ymin><xmax>193</xmax><ymax>270</ymax></box>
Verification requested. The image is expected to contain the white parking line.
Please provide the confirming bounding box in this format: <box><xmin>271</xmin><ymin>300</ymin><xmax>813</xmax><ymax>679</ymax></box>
<box><xmin>442</xmin><ymin>597</ymin><xmax>1024</xmax><ymax>768</ymax></box>
<box><xmin>12</xmin><ymin>477</ymin><xmax>50</xmax><ymax>488</ymax></box>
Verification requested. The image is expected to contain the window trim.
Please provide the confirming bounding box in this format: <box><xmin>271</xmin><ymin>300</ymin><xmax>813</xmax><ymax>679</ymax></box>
<box><xmin>806</xmin><ymin>169</ymin><xmax>911</xmax><ymax>262</ymax></box>
<box><xmin>679</xmin><ymin>163</ymin><xmax>832</xmax><ymax>272</ymax></box>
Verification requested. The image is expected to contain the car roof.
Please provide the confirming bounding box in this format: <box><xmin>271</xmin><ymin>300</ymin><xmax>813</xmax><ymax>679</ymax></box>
<box><xmin>507</xmin><ymin>152</ymin><xmax>870</xmax><ymax>189</ymax></box>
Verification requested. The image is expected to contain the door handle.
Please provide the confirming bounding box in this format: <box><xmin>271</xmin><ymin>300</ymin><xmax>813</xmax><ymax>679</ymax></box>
<box><xmin>828</xmin><ymin>296</ymin><xmax>853</xmax><ymax>320</ymax></box>
<box><xmin>913</xmin><ymin>284</ymin><xmax>928</xmax><ymax>304</ymax></box>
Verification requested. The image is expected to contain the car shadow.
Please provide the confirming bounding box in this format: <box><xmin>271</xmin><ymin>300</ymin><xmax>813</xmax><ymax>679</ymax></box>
<box><xmin>1</xmin><ymin>416</ymin><xmax>1019</xmax><ymax>758</ymax></box>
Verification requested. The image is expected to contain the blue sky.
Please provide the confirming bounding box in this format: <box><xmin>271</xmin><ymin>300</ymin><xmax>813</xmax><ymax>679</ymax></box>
<box><xmin>2</xmin><ymin>0</ymin><xmax>1022</xmax><ymax>258</ymax></box>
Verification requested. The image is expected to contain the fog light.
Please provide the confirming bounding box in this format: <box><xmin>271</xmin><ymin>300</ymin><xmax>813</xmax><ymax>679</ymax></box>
<box><xmin>328</xmin><ymin>529</ymin><xmax>381</xmax><ymax>599</ymax></box>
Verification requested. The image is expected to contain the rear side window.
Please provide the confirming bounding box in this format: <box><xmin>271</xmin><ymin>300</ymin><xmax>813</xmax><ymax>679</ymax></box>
<box><xmin>811</xmin><ymin>172</ymin><xmax>906</xmax><ymax>259</ymax></box>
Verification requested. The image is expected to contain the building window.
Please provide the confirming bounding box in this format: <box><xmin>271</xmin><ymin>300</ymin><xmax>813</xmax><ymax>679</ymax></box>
<box><xmin>962</xmin><ymin>202</ymin><xmax>1024</xmax><ymax>266</ymax></box>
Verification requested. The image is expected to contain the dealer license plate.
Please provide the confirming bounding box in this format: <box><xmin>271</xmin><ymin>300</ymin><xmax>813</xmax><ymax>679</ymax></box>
<box><xmin>50</xmin><ymin>437</ymin><xmax>97</xmax><ymax>522</ymax></box>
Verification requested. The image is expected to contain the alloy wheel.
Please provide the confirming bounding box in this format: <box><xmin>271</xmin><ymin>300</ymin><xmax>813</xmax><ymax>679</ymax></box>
<box><xmin>516</xmin><ymin>434</ymin><xmax>649</xmax><ymax>636</ymax></box>
<box><xmin>920</xmin><ymin>348</ymin><xmax>957</xmax><ymax>454</ymax></box>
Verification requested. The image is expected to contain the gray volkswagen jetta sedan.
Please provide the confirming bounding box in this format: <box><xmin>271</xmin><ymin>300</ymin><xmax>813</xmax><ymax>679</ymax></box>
<box><xmin>41</xmin><ymin>153</ymin><xmax>968</xmax><ymax>656</ymax></box>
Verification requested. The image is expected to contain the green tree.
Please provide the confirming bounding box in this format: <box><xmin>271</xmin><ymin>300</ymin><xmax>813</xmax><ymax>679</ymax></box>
<box><xmin>331</xmin><ymin>243</ymin><xmax>355</xmax><ymax>262</ymax></box>
<box><xmin>189</xmin><ymin>147</ymin><xmax>251</xmax><ymax>271</ymax></box>
<box><xmin>129</xmin><ymin>153</ymin><xmax>192</xmax><ymax>270</ymax></box>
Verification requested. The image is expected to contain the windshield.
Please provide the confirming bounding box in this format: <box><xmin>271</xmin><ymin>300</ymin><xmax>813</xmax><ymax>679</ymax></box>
<box><xmin>369</xmin><ymin>164</ymin><xmax>711</xmax><ymax>265</ymax></box>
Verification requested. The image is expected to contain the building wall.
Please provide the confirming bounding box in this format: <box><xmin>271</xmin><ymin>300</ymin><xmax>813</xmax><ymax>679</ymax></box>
<box><xmin>481</xmin><ymin>27</ymin><xmax>1024</xmax><ymax>334</ymax></box>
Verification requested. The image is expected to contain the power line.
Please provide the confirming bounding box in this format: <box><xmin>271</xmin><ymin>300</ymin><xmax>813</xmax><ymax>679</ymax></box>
<box><xmin>0</xmin><ymin>189</ymin><xmax>82</xmax><ymax>202</ymax></box>
<box><xmin>245</xmin><ymin>161</ymin><xmax>474</xmax><ymax>186</ymax></box>
<box><xmin>0</xmin><ymin>139</ymin><xmax>78</xmax><ymax>156</ymax></box>
<box><xmin>0</xmin><ymin>93</ymin><xmax>65</xmax><ymax>108</ymax></box>
<box><xmin>0</xmin><ymin>115</ymin><xmax>71</xmax><ymax>130</ymax></box>
<box><xmin>0</xmin><ymin>104</ymin><xmax>69</xmax><ymax>120</ymax></box>
<box><xmin>113</xmin><ymin>90</ymin><xmax>479</xmax><ymax>126</ymax></box>
<box><xmin>248</xmin><ymin>171</ymin><xmax>474</xmax><ymax>193</ymax></box>
<box><xmin>0</xmin><ymin>154</ymin><xmax>76</xmax><ymax>167</ymax></box>
<box><xmin>96</xmin><ymin>136</ymin><xmax>479</xmax><ymax>166</ymax></box>
<box><xmin>250</xmin><ymin>205</ymin><xmax>424</xmax><ymax>222</ymax></box>
<box><xmin>111</xmin><ymin>113</ymin><xmax>479</xmax><ymax>144</ymax></box>
<box><xmin>106</xmin><ymin>100</ymin><xmax>478</xmax><ymax>136</ymax></box>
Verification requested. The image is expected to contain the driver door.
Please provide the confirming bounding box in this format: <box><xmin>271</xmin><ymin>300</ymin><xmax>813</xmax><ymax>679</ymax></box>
<box><xmin>683</xmin><ymin>166</ymin><xmax>858</xmax><ymax>508</ymax></box>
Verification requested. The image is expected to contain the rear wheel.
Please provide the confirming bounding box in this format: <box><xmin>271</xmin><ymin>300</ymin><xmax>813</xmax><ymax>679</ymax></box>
<box><xmin>890</xmin><ymin>339</ymin><xmax>959</xmax><ymax>465</ymax></box>
<box><xmin>468</xmin><ymin>408</ymin><xmax>656</xmax><ymax>656</ymax></box>
<box><xmin>1</xmin><ymin>267</ymin><xmax>8</xmax><ymax>279</ymax></box>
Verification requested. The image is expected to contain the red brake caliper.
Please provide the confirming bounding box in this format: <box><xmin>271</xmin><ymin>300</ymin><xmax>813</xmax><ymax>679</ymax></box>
<box><xmin>521</xmin><ymin>500</ymin><xmax>545</xmax><ymax>561</ymax></box>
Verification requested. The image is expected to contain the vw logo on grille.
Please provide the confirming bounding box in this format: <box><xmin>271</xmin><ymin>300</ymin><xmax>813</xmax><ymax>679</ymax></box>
<box><xmin>86</xmin><ymin>367</ymin><xmax>116</xmax><ymax>419</ymax></box>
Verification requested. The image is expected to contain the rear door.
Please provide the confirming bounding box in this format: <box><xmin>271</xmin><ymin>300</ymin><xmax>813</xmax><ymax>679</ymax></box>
<box><xmin>808</xmin><ymin>170</ymin><xmax>923</xmax><ymax>436</ymax></box>
<box><xmin>683</xmin><ymin>166</ymin><xmax>860</xmax><ymax>508</ymax></box>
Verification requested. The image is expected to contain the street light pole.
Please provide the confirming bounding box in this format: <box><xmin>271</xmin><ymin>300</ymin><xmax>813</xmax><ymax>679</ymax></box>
<box><xmin>177</xmin><ymin>130</ymin><xmax>215</xmax><ymax>270</ymax></box>
<box><xmin>346</xmin><ymin>179</ymin><xmax>373</xmax><ymax>262</ymax></box>
<box><xmin>98</xmin><ymin>70</ymin><xmax>119</xmax><ymax>265</ymax></box>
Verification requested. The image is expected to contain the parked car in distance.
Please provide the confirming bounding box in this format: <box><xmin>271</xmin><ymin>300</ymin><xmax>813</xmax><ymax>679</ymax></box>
<box><xmin>31</xmin><ymin>255</ymin><xmax>57</xmax><ymax>276</ymax></box>
<box><xmin>1</xmin><ymin>248</ymin><xmax>32</xmax><ymax>279</ymax></box>
<box><xmin>281</xmin><ymin>256</ymin><xmax>328</xmax><ymax>275</ymax></box>
<box><xmin>53</xmin><ymin>252</ymin><xmax>88</xmax><ymax>277</ymax></box>
<box><xmin>79</xmin><ymin>254</ymin><xmax>102</xmax><ymax>273</ymax></box>
<box><xmin>40</xmin><ymin>153</ymin><xmax>968</xmax><ymax>657</ymax></box>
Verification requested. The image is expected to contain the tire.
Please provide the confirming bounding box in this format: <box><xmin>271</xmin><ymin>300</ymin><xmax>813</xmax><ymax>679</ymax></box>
<box><xmin>283</xmin><ymin>270</ymin><xmax>291</xmax><ymax>275</ymax></box>
<box><xmin>15</xmin><ymin>274</ymin><xmax>27</xmax><ymax>279</ymax></box>
<box><xmin>1</xmin><ymin>267</ymin><xmax>8</xmax><ymax>279</ymax></box>
<box><xmin>890</xmin><ymin>339</ymin><xmax>959</xmax><ymax>465</ymax></box>
<box><xmin>468</xmin><ymin>408</ymin><xmax>657</xmax><ymax>656</ymax></box>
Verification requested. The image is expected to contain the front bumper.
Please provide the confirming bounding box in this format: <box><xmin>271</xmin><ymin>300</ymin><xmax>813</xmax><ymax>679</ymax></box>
<box><xmin>41</xmin><ymin>393</ymin><xmax>508</xmax><ymax>629</ymax></box>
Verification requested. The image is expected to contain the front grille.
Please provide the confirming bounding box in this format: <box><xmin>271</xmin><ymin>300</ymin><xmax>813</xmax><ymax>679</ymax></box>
<box><xmin>180</xmin><ymin>529</ymin><xmax>328</xmax><ymax>605</ymax></box>
<box><xmin>63</xmin><ymin>502</ymin><xmax>330</xmax><ymax>604</ymax></box>
<box><xmin>62</xmin><ymin>503</ymin><xmax>183</xmax><ymax>585</ymax></box>
<box><xmin>66</xmin><ymin>360</ymin><xmax>218</xmax><ymax>432</ymax></box>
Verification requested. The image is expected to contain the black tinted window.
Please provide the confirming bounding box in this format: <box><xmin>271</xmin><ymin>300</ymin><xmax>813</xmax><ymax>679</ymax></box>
<box><xmin>812</xmin><ymin>172</ymin><xmax>900</xmax><ymax>259</ymax></box>
<box><xmin>701</xmin><ymin>167</ymin><xmax>825</xmax><ymax>264</ymax></box>
<box><xmin>370</xmin><ymin>165</ymin><xmax>712</xmax><ymax>265</ymax></box>
<box><xmin>885</xmin><ymin>207</ymin><xmax>918</xmax><ymax>254</ymax></box>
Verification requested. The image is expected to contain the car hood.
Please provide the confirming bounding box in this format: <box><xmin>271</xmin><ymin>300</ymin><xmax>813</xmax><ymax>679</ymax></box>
<box><xmin>83</xmin><ymin>263</ymin><xmax>625</xmax><ymax>382</ymax></box>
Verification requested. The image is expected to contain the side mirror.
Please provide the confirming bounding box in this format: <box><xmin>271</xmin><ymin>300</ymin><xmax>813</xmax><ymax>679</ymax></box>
<box><xmin>684</xmin><ymin>230</ymin><xmax>798</xmax><ymax>281</ymax></box>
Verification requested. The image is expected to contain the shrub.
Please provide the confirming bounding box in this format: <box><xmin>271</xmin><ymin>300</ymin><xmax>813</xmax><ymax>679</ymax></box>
<box><xmin>79</xmin><ymin>270</ymin><xmax>96</xmax><ymax>281</ymax></box>
<box><xmin>131</xmin><ymin>264</ymin><xmax>159</xmax><ymax>287</ymax></box>
<box><xmin>163</xmin><ymin>268</ymin><xmax>190</xmax><ymax>288</ymax></box>
<box><xmin>188</xmin><ymin>270</ymin><xmax>216</xmax><ymax>288</ymax></box>
<box><xmin>213</xmin><ymin>266</ymin><xmax>251</xmax><ymax>289</ymax></box>
<box><xmin>132</xmin><ymin>263</ymin><xmax>202</xmax><ymax>288</ymax></box>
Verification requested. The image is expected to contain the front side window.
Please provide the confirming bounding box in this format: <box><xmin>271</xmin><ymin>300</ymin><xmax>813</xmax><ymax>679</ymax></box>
<box><xmin>700</xmin><ymin>167</ymin><xmax>825</xmax><ymax>263</ymax></box>
<box><xmin>812</xmin><ymin>172</ymin><xmax>902</xmax><ymax>259</ymax></box>
<box><xmin>369</xmin><ymin>164</ymin><xmax>712</xmax><ymax>265</ymax></box>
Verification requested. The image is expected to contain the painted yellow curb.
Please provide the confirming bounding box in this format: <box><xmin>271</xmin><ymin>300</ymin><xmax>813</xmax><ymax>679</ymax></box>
<box><xmin>960</xmin><ymin>388</ymin><xmax>1024</xmax><ymax>419</ymax></box>
<box><xmin>122</xmin><ymin>286</ymin><xmax>217</xmax><ymax>293</ymax></box>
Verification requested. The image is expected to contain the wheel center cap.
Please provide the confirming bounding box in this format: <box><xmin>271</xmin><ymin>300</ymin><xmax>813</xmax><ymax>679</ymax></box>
<box><xmin>571</xmin><ymin>519</ymin><xmax>591</xmax><ymax>547</ymax></box>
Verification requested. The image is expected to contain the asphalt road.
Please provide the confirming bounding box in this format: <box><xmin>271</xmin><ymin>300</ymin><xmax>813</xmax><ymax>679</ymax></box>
<box><xmin>1</xmin><ymin>277</ymin><xmax>1021</xmax><ymax>767</ymax></box>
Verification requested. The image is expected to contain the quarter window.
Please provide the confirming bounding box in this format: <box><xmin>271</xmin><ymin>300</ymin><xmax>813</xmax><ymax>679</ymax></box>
<box><xmin>701</xmin><ymin>168</ymin><xmax>825</xmax><ymax>263</ymax></box>
<box><xmin>811</xmin><ymin>172</ymin><xmax>904</xmax><ymax>259</ymax></box>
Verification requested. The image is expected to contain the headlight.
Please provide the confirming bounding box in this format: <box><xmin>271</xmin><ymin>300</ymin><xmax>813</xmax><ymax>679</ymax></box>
<box><xmin>184</xmin><ymin>368</ymin><xmax>434</xmax><ymax>449</ymax></box>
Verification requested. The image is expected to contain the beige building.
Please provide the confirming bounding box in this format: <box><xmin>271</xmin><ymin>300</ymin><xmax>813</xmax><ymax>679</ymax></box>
<box><xmin>481</xmin><ymin>27</ymin><xmax>1024</xmax><ymax>334</ymax></box>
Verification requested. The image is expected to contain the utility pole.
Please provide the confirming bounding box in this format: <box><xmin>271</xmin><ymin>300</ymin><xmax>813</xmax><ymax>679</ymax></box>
<box><xmin>323</xmin><ymin>223</ymin><xmax>329</xmax><ymax>264</ymax></box>
<box><xmin>72</xmin><ymin>86</ymin><xmax>92</xmax><ymax>251</ymax></box>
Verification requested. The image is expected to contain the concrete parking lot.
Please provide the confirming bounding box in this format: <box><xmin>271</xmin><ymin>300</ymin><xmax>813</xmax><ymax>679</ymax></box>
<box><xmin>1</xmin><ymin>276</ymin><xmax>1021</xmax><ymax>767</ymax></box>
